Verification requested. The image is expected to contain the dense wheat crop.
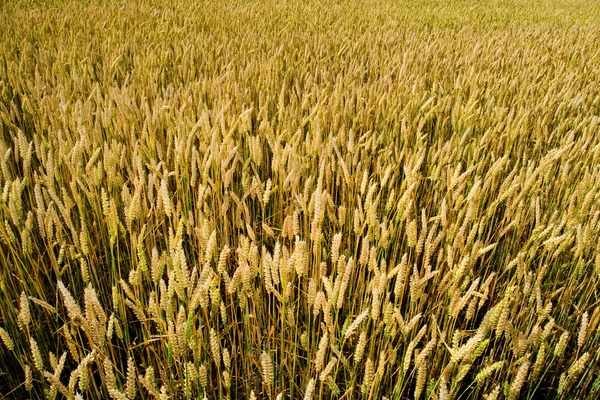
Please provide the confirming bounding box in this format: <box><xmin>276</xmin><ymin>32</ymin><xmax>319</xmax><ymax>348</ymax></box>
<box><xmin>1</xmin><ymin>0</ymin><xmax>600</xmax><ymax>398</ymax></box>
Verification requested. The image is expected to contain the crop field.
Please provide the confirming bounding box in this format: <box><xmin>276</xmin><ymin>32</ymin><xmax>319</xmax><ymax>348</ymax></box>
<box><xmin>1</xmin><ymin>0</ymin><xmax>600</xmax><ymax>398</ymax></box>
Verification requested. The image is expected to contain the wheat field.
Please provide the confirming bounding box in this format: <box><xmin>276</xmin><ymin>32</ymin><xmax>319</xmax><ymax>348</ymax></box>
<box><xmin>1</xmin><ymin>0</ymin><xmax>600</xmax><ymax>399</ymax></box>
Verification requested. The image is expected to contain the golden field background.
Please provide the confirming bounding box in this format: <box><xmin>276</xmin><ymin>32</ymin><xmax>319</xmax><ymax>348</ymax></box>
<box><xmin>1</xmin><ymin>0</ymin><xmax>600</xmax><ymax>398</ymax></box>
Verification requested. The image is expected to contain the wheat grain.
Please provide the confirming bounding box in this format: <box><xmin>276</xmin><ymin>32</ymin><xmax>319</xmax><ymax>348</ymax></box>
<box><xmin>508</xmin><ymin>356</ymin><xmax>530</xmax><ymax>400</ymax></box>
<box><xmin>261</xmin><ymin>351</ymin><xmax>274</xmax><ymax>388</ymax></box>
<box><xmin>577</xmin><ymin>311</ymin><xmax>588</xmax><ymax>348</ymax></box>
<box><xmin>17</xmin><ymin>292</ymin><xmax>31</xmax><ymax>331</ymax></box>
<box><xmin>362</xmin><ymin>358</ymin><xmax>374</xmax><ymax>395</ymax></box>
<box><xmin>303</xmin><ymin>378</ymin><xmax>315</xmax><ymax>400</ymax></box>
<box><xmin>30</xmin><ymin>338</ymin><xmax>44</xmax><ymax>372</ymax></box>
<box><xmin>0</xmin><ymin>327</ymin><xmax>14</xmax><ymax>351</ymax></box>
